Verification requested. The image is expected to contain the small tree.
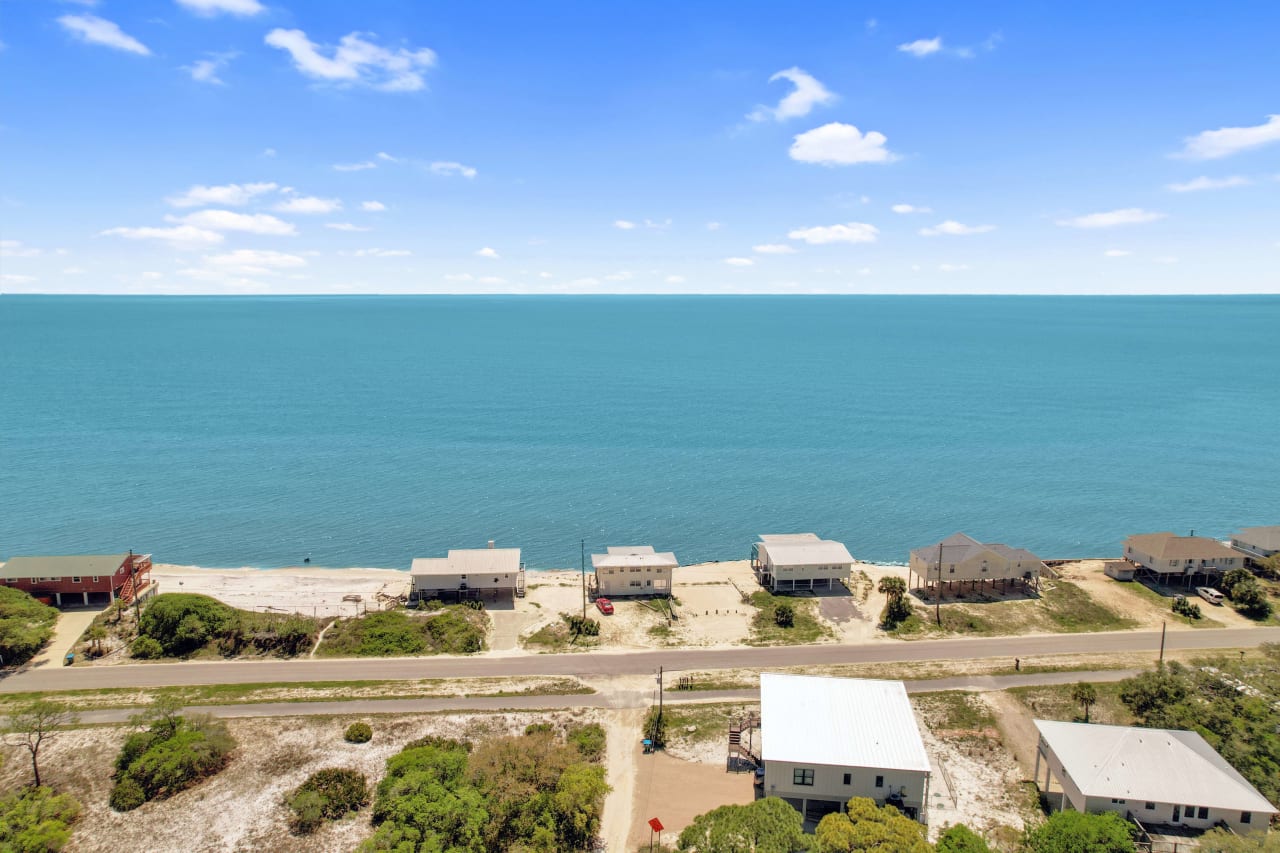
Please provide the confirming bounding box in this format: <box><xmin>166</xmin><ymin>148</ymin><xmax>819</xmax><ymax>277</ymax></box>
<box><xmin>878</xmin><ymin>576</ymin><xmax>907</xmax><ymax>599</ymax></box>
<box><xmin>773</xmin><ymin>601</ymin><xmax>795</xmax><ymax>628</ymax></box>
<box><xmin>814</xmin><ymin>797</ymin><xmax>931</xmax><ymax>853</ymax></box>
<box><xmin>677</xmin><ymin>797</ymin><xmax>804</xmax><ymax>853</ymax></box>
<box><xmin>1220</xmin><ymin>567</ymin><xmax>1254</xmax><ymax>597</ymax></box>
<box><xmin>86</xmin><ymin>624</ymin><xmax>108</xmax><ymax>657</ymax></box>
<box><xmin>937</xmin><ymin>823</ymin><xmax>993</xmax><ymax>853</ymax></box>
<box><xmin>5</xmin><ymin>700</ymin><xmax>79</xmax><ymax>787</ymax></box>
<box><xmin>1071</xmin><ymin>682</ymin><xmax>1098</xmax><ymax>723</ymax></box>
<box><xmin>1024</xmin><ymin>810</ymin><xmax>1135</xmax><ymax>853</ymax></box>
<box><xmin>1230</xmin><ymin>580</ymin><xmax>1274</xmax><ymax>620</ymax></box>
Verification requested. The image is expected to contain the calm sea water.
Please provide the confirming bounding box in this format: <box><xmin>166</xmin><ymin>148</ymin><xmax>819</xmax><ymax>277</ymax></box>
<box><xmin>1</xmin><ymin>296</ymin><xmax>1277</xmax><ymax>569</ymax></box>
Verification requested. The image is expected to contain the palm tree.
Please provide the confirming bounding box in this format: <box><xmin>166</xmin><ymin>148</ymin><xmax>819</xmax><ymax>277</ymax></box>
<box><xmin>878</xmin><ymin>576</ymin><xmax>907</xmax><ymax>600</ymax></box>
<box><xmin>1071</xmin><ymin>682</ymin><xmax>1098</xmax><ymax>723</ymax></box>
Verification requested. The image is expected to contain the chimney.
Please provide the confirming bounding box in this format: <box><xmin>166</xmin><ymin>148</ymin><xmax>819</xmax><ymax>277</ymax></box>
<box><xmin>488</xmin><ymin>540</ymin><xmax>495</xmax><ymax>549</ymax></box>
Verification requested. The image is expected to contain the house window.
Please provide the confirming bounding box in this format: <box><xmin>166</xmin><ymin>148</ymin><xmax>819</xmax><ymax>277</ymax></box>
<box><xmin>644</xmin><ymin>579</ymin><xmax>651</xmax><ymax>587</ymax></box>
<box><xmin>875</xmin><ymin>775</ymin><xmax>884</xmax><ymax>788</ymax></box>
<box><xmin>793</xmin><ymin>768</ymin><xmax>814</xmax><ymax>787</ymax></box>
<box><xmin>1198</xmin><ymin>807</ymin><xmax>1209</xmax><ymax>819</ymax></box>
<box><xmin>630</xmin><ymin>580</ymin><xmax>642</xmax><ymax>588</ymax></box>
<box><xmin>1242</xmin><ymin>812</ymin><xmax>1252</xmax><ymax>824</ymax></box>
<box><xmin>1185</xmin><ymin>805</ymin><xmax>1196</xmax><ymax>817</ymax></box>
<box><xmin>1145</xmin><ymin>803</ymin><xmax>1155</xmax><ymax>811</ymax></box>
<box><xmin>92</xmin><ymin>576</ymin><xmax>100</xmax><ymax>583</ymax></box>
<box><xmin>1169</xmin><ymin>560</ymin><xmax>1179</xmax><ymax>567</ymax></box>
<box><xmin>1111</xmin><ymin>798</ymin><xmax>1126</xmax><ymax>805</ymax></box>
<box><xmin>948</xmin><ymin>567</ymin><xmax>955</xmax><ymax>574</ymax></box>
<box><xmin>72</xmin><ymin>576</ymin><xmax>81</xmax><ymax>583</ymax></box>
<box><xmin>843</xmin><ymin>773</ymin><xmax>851</xmax><ymax>785</ymax></box>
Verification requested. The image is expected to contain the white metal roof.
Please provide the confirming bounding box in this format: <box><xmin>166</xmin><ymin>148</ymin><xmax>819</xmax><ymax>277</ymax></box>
<box><xmin>760</xmin><ymin>539</ymin><xmax>854</xmax><ymax>566</ymax></box>
<box><xmin>760</xmin><ymin>674</ymin><xmax>930</xmax><ymax>773</ymax></box>
<box><xmin>410</xmin><ymin>548</ymin><xmax>521</xmax><ymax>575</ymax></box>
<box><xmin>1034</xmin><ymin>720</ymin><xmax>1277</xmax><ymax>814</ymax></box>
<box><xmin>591</xmin><ymin>546</ymin><xmax>678</xmax><ymax>570</ymax></box>
<box><xmin>758</xmin><ymin>533</ymin><xmax>821</xmax><ymax>543</ymax></box>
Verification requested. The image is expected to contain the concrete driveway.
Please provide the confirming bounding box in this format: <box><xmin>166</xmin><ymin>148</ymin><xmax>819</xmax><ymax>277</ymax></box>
<box><xmin>29</xmin><ymin>607</ymin><xmax>104</xmax><ymax>669</ymax></box>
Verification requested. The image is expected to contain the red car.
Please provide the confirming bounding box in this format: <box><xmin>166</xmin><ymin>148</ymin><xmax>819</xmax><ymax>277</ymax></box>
<box><xmin>595</xmin><ymin>597</ymin><xmax>614</xmax><ymax>615</ymax></box>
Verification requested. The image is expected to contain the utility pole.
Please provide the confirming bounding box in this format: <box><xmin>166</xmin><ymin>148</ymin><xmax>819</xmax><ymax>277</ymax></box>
<box><xmin>658</xmin><ymin>665</ymin><xmax>664</xmax><ymax>722</ymax></box>
<box><xmin>1158</xmin><ymin>620</ymin><xmax>1167</xmax><ymax>666</ymax></box>
<box><xmin>580</xmin><ymin>538</ymin><xmax>587</xmax><ymax>619</ymax></box>
<box><xmin>935</xmin><ymin>542</ymin><xmax>943</xmax><ymax>625</ymax></box>
<box><xmin>129</xmin><ymin>549</ymin><xmax>141</xmax><ymax>622</ymax></box>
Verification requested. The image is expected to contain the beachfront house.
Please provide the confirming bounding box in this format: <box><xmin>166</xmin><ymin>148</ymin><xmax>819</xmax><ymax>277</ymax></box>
<box><xmin>0</xmin><ymin>552</ymin><xmax>153</xmax><ymax>607</ymax></box>
<box><xmin>751</xmin><ymin>533</ymin><xmax>854</xmax><ymax>592</ymax></box>
<box><xmin>410</xmin><ymin>543</ymin><xmax>524</xmax><ymax>602</ymax></box>
<box><xmin>1122</xmin><ymin>532</ymin><xmax>1243</xmax><ymax>586</ymax></box>
<box><xmin>590</xmin><ymin>546</ymin><xmax>677</xmax><ymax>597</ymax></box>
<box><xmin>906</xmin><ymin>532</ymin><xmax>1044</xmax><ymax>594</ymax></box>
<box><xmin>760</xmin><ymin>673</ymin><xmax>931</xmax><ymax>825</ymax></box>
<box><xmin>1034</xmin><ymin>720</ymin><xmax>1276</xmax><ymax>840</ymax></box>
<box><xmin>1231</xmin><ymin>526</ymin><xmax>1280</xmax><ymax>566</ymax></box>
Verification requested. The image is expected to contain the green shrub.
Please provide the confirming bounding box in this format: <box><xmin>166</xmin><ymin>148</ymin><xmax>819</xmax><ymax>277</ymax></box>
<box><xmin>344</xmin><ymin>722</ymin><xmax>372</xmax><ymax>744</ymax></box>
<box><xmin>773</xmin><ymin>601</ymin><xmax>795</xmax><ymax>627</ymax></box>
<box><xmin>524</xmin><ymin>722</ymin><xmax>555</xmax><ymax>736</ymax></box>
<box><xmin>138</xmin><ymin>594</ymin><xmax>234</xmax><ymax>656</ymax></box>
<box><xmin>1220</xmin><ymin>568</ymin><xmax>1254</xmax><ymax>596</ymax></box>
<box><xmin>0</xmin><ymin>786</ymin><xmax>81</xmax><ymax>852</ymax></box>
<box><xmin>567</xmin><ymin>722</ymin><xmax>606</xmax><ymax>762</ymax></box>
<box><xmin>880</xmin><ymin>594</ymin><xmax>913</xmax><ymax>629</ymax></box>
<box><xmin>563</xmin><ymin>613</ymin><xmax>601</xmax><ymax>637</ymax></box>
<box><xmin>1229</xmin><ymin>581</ymin><xmax>1274</xmax><ymax>619</ymax></box>
<box><xmin>1172</xmin><ymin>596</ymin><xmax>1202</xmax><ymax>619</ymax></box>
<box><xmin>0</xmin><ymin>587</ymin><xmax>60</xmax><ymax>667</ymax></box>
<box><xmin>287</xmin><ymin>768</ymin><xmax>368</xmax><ymax>833</ymax></box>
<box><xmin>108</xmin><ymin>778</ymin><xmax>146</xmax><ymax>812</ymax></box>
<box><xmin>317</xmin><ymin>608</ymin><xmax>486</xmax><ymax>657</ymax></box>
<box><xmin>937</xmin><ymin>824</ymin><xmax>993</xmax><ymax>852</ymax></box>
<box><xmin>130</xmin><ymin>636</ymin><xmax>164</xmax><ymax>659</ymax></box>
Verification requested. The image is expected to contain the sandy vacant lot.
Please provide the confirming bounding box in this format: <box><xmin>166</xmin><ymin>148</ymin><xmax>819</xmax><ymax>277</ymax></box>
<box><xmin>1055</xmin><ymin>559</ymin><xmax>1259</xmax><ymax>629</ymax></box>
<box><xmin>152</xmin><ymin>564</ymin><xmax>411</xmax><ymax>619</ymax></box>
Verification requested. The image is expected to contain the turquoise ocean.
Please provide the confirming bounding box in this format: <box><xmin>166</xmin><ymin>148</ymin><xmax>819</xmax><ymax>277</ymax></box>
<box><xmin>1</xmin><ymin>295</ymin><xmax>1277</xmax><ymax>569</ymax></box>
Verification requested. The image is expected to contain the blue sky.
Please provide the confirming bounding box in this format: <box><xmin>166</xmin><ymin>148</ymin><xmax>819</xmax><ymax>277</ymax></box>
<box><xmin>1</xmin><ymin>0</ymin><xmax>1278</xmax><ymax>294</ymax></box>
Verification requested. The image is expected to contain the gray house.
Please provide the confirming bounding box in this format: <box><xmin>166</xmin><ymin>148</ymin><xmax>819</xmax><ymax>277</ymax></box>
<box><xmin>1231</xmin><ymin>526</ymin><xmax>1280</xmax><ymax>565</ymax></box>
<box><xmin>751</xmin><ymin>534</ymin><xmax>854</xmax><ymax>592</ymax></box>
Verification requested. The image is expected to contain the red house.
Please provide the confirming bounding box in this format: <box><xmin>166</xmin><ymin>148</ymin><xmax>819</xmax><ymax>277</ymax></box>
<box><xmin>0</xmin><ymin>552</ymin><xmax>153</xmax><ymax>607</ymax></box>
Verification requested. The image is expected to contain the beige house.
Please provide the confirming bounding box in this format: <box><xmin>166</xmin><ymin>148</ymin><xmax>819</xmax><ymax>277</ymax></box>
<box><xmin>1035</xmin><ymin>720</ymin><xmax>1276</xmax><ymax>838</ymax></box>
<box><xmin>751</xmin><ymin>533</ymin><xmax>854</xmax><ymax>592</ymax></box>
<box><xmin>907</xmin><ymin>532</ymin><xmax>1044</xmax><ymax>593</ymax></box>
<box><xmin>590</xmin><ymin>546</ymin><xmax>677</xmax><ymax>597</ymax></box>
<box><xmin>760</xmin><ymin>673</ymin><xmax>931</xmax><ymax>825</ymax></box>
<box><xmin>1123</xmin><ymin>532</ymin><xmax>1244</xmax><ymax>585</ymax></box>
<box><xmin>410</xmin><ymin>544</ymin><xmax>523</xmax><ymax>601</ymax></box>
<box><xmin>1231</xmin><ymin>526</ymin><xmax>1280</xmax><ymax>565</ymax></box>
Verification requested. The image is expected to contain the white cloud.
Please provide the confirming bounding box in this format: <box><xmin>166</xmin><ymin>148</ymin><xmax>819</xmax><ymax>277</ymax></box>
<box><xmin>939</xmin><ymin>263</ymin><xmax>970</xmax><ymax>272</ymax></box>
<box><xmin>0</xmin><ymin>240</ymin><xmax>40</xmax><ymax>257</ymax></box>
<box><xmin>262</xmin><ymin>148</ymin><xmax>277</xmax><ymax>158</ymax></box>
<box><xmin>58</xmin><ymin>14</ymin><xmax>150</xmax><ymax>55</ymax></box>
<box><xmin>1166</xmin><ymin>175</ymin><xmax>1251</xmax><ymax>192</ymax></box>
<box><xmin>538</xmin><ymin>272</ymin><xmax>553</xmax><ymax>279</ymax></box>
<box><xmin>0</xmin><ymin>274</ymin><xmax>37</xmax><ymax>284</ymax></box>
<box><xmin>1104</xmin><ymin>249</ymin><xmax>1132</xmax><ymax>257</ymax></box>
<box><xmin>167</xmin><ymin>182</ymin><xmax>278</xmax><ymax>208</ymax></box>
<box><xmin>62</xmin><ymin>266</ymin><xmax>87</xmax><ymax>275</ymax></box>
<box><xmin>175</xmin><ymin>0</ymin><xmax>264</xmax><ymax>16</ymax></box>
<box><xmin>614</xmin><ymin>220</ymin><xmax>637</xmax><ymax>230</ymax></box>
<box><xmin>203</xmin><ymin>249</ymin><xmax>307</xmax><ymax>273</ymax></box>
<box><xmin>274</xmin><ymin>196</ymin><xmax>341</xmax><ymax>214</ymax></box>
<box><xmin>325</xmin><ymin>222</ymin><xmax>372</xmax><ymax>232</ymax></box>
<box><xmin>376</xmin><ymin>152</ymin><xmax>398</xmax><ymax>162</ymax></box>
<box><xmin>898</xmin><ymin>37</ymin><xmax>942</xmax><ymax>57</ymax></box>
<box><xmin>787</xmin><ymin>222</ymin><xmax>879</xmax><ymax>244</ymax></box>
<box><xmin>361</xmin><ymin>201</ymin><xmax>387</xmax><ymax>212</ymax></box>
<box><xmin>724</xmin><ymin>257</ymin><xmax>755</xmax><ymax>266</ymax></box>
<box><xmin>333</xmin><ymin>161</ymin><xmax>377</xmax><ymax>172</ymax></box>
<box><xmin>1056</xmin><ymin>208</ymin><xmax>1165</xmax><ymax>229</ymax></box>
<box><xmin>747</xmin><ymin>67</ymin><xmax>836</xmax><ymax>122</ymax></box>
<box><xmin>101</xmin><ymin>225</ymin><xmax>224</xmax><ymax>246</ymax></box>
<box><xmin>753</xmin><ymin>244</ymin><xmax>796</xmax><ymax>254</ymax></box>
<box><xmin>603</xmin><ymin>271</ymin><xmax>634</xmax><ymax>281</ymax></box>
<box><xmin>891</xmin><ymin>203</ymin><xmax>932</xmax><ymax>214</ymax></box>
<box><xmin>264</xmin><ymin>29</ymin><xmax>437</xmax><ymax>92</ymax></box>
<box><xmin>443</xmin><ymin>273</ymin><xmax>473</xmax><ymax>282</ymax></box>
<box><xmin>477</xmin><ymin>276</ymin><xmax>506</xmax><ymax>285</ymax></box>
<box><xmin>919</xmin><ymin>220</ymin><xmax>996</xmax><ymax>236</ymax></box>
<box><xmin>475</xmin><ymin>247</ymin><xmax>499</xmax><ymax>259</ymax></box>
<box><xmin>173</xmin><ymin>209</ymin><xmax>297</xmax><ymax>235</ymax></box>
<box><xmin>706</xmin><ymin>222</ymin><xmax>722</xmax><ymax>231</ymax></box>
<box><xmin>429</xmin><ymin>161</ymin><xmax>477</xmax><ymax>178</ymax></box>
<box><xmin>184</xmin><ymin>52</ymin><xmax>235</xmax><ymax>85</ymax></box>
<box><xmin>665</xmin><ymin>275</ymin><xmax>686</xmax><ymax>284</ymax></box>
<box><xmin>347</xmin><ymin>248</ymin><xmax>411</xmax><ymax>257</ymax></box>
<box><xmin>789</xmin><ymin>122</ymin><xmax>894</xmax><ymax>165</ymax></box>
<box><xmin>1178</xmin><ymin>115</ymin><xmax>1280</xmax><ymax>160</ymax></box>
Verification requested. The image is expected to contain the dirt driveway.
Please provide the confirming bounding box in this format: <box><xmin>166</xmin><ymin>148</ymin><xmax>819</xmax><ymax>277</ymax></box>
<box><xmin>627</xmin><ymin>751</ymin><xmax>756</xmax><ymax>850</ymax></box>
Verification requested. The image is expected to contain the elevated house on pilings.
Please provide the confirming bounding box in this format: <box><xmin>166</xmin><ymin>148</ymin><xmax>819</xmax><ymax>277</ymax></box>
<box><xmin>1230</xmin><ymin>526</ymin><xmax>1280</xmax><ymax>568</ymax></box>
<box><xmin>0</xmin><ymin>552</ymin><xmax>154</xmax><ymax>607</ymax></box>
<box><xmin>590</xmin><ymin>545</ymin><xmax>677</xmax><ymax>597</ymax></box>
<box><xmin>1122</xmin><ymin>532</ymin><xmax>1244</xmax><ymax>588</ymax></box>
<box><xmin>751</xmin><ymin>533</ymin><xmax>854</xmax><ymax>592</ymax></box>
<box><xmin>907</xmin><ymin>532</ymin><xmax>1044</xmax><ymax>596</ymax></box>
<box><xmin>409</xmin><ymin>542</ymin><xmax>525</xmax><ymax>603</ymax></box>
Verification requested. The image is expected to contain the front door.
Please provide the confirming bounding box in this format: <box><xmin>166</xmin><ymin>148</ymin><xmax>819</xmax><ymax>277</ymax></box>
<box><xmin>1172</xmin><ymin>804</ymin><xmax>1180</xmax><ymax>822</ymax></box>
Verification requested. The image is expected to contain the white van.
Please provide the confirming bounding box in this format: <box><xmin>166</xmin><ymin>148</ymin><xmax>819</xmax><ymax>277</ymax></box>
<box><xmin>1196</xmin><ymin>587</ymin><xmax>1224</xmax><ymax>605</ymax></box>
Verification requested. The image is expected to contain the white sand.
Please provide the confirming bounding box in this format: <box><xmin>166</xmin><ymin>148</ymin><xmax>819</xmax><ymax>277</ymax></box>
<box><xmin>152</xmin><ymin>564</ymin><xmax>412</xmax><ymax>618</ymax></box>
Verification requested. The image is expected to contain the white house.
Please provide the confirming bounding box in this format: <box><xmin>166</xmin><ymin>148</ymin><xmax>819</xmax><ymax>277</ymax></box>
<box><xmin>410</xmin><ymin>544</ymin><xmax>523</xmax><ymax>601</ymax></box>
<box><xmin>1034</xmin><ymin>720</ymin><xmax>1276</xmax><ymax>837</ymax></box>
<box><xmin>1123</xmin><ymin>533</ymin><xmax>1244</xmax><ymax>585</ymax></box>
<box><xmin>590</xmin><ymin>546</ymin><xmax>677</xmax><ymax>597</ymax></box>
<box><xmin>760</xmin><ymin>673</ymin><xmax>931</xmax><ymax>825</ymax></box>
<box><xmin>1231</xmin><ymin>526</ymin><xmax>1280</xmax><ymax>565</ymax></box>
<box><xmin>751</xmin><ymin>533</ymin><xmax>854</xmax><ymax>592</ymax></box>
<box><xmin>907</xmin><ymin>532</ymin><xmax>1044</xmax><ymax>593</ymax></box>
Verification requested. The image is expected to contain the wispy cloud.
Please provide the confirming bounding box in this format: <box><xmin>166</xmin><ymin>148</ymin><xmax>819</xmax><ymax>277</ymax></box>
<box><xmin>1056</xmin><ymin>208</ymin><xmax>1165</xmax><ymax>228</ymax></box>
<box><xmin>919</xmin><ymin>220</ymin><xmax>996</xmax><ymax>236</ymax></box>
<box><xmin>898</xmin><ymin>37</ymin><xmax>942</xmax><ymax>57</ymax></box>
<box><xmin>361</xmin><ymin>201</ymin><xmax>387</xmax><ymax>212</ymax></box>
<box><xmin>0</xmin><ymin>240</ymin><xmax>41</xmax><ymax>258</ymax></box>
<box><xmin>100</xmin><ymin>225</ymin><xmax>224</xmax><ymax>247</ymax></box>
<box><xmin>429</xmin><ymin>161</ymin><xmax>477</xmax><ymax>178</ymax></box>
<box><xmin>171</xmin><ymin>209</ymin><xmax>297</xmax><ymax>235</ymax></box>
<box><xmin>1104</xmin><ymin>249</ymin><xmax>1132</xmax><ymax>257</ymax></box>
<box><xmin>614</xmin><ymin>220</ymin><xmax>636</xmax><ymax>230</ymax></box>
<box><xmin>167</xmin><ymin>182</ymin><xmax>278</xmax><ymax>208</ymax></box>
<box><xmin>333</xmin><ymin>161</ymin><xmax>378</xmax><ymax>172</ymax></box>
<box><xmin>346</xmin><ymin>248</ymin><xmax>411</xmax><ymax>257</ymax></box>
<box><xmin>184</xmin><ymin>52</ymin><xmax>236</xmax><ymax>85</ymax></box>
<box><xmin>724</xmin><ymin>257</ymin><xmax>754</xmax><ymax>266</ymax></box>
<box><xmin>325</xmin><ymin>222</ymin><xmax>372</xmax><ymax>232</ymax></box>
<box><xmin>264</xmin><ymin>29</ymin><xmax>437</xmax><ymax>92</ymax></box>
<box><xmin>1166</xmin><ymin>175</ymin><xmax>1251</xmax><ymax>192</ymax></box>
<box><xmin>787</xmin><ymin>222</ymin><xmax>879</xmax><ymax>244</ymax></box>
<box><xmin>274</xmin><ymin>196</ymin><xmax>342</xmax><ymax>214</ymax></box>
<box><xmin>753</xmin><ymin>244</ymin><xmax>796</xmax><ymax>254</ymax></box>
<box><xmin>1177</xmin><ymin>115</ymin><xmax>1280</xmax><ymax>160</ymax></box>
<box><xmin>746</xmin><ymin>67</ymin><xmax>836</xmax><ymax>122</ymax></box>
<box><xmin>475</xmin><ymin>247</ymin><xmax>499</xmax><ymax>259</ymax></box>
<box><xmin>58</xmin><ymin>14</ymin><xmax>150</xmax><ymax>55</ymax></box>
<box><xmin>202</xmin><ymin>249</ymin><xmax>306</xmax><ymax>273</ymax></box>
<box><xmin>789</xmin><ymin>122</ymin><xmax>894</xmax><ymax>165</ymax></box>
<box><xmin>175</xmin><ymin>0</ymin><xmax>265</xmax><ymax>16</ymax></box>
<box><xmin>891</xmin><ymin>203</ymin><xmax>932</xmax><ymax>214</ymax></box>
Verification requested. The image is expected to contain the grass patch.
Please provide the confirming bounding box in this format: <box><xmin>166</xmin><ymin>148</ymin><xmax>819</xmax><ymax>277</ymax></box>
<box><xmin>316</xmin><ymin>607</ymin><xmax>486</xmax><ymax>657</ymax></box>
<box><xmin>662</xmin><ymin>702</ymin><xmax>758</xmax><ymax>748</ymax></box>
<box><xmin>1040</xmin><ymin>581</ymin><xmax>1137</xmax><ymax>632</ymax></box>
<box><xmin>1007</xmin><ymin>681</ymin><xmax>1135</xmax><ymax>726</ymax></box>
<box><xmin>522</xmin><ymin>615</ymin><xmax>599</xmax><ymax>651</ymax></box>
<box><xmin>890</xmin><ymin>580</ymin><xmax>1135</xmax><ymax>638</ymax></box>
<box><xmin>913</xmin><ymin>690</ymin><xmax>997</xmax><ymax>733</ymax></box>
<box><xmin>747</xmin><ymin>591</ymin><xmax>833</xmax><ymax>645</ymax></box>
<box><xmin>1115</xmin><ymin>579</ymin><xmax>1225</xmax><ymax>627</ymax></box>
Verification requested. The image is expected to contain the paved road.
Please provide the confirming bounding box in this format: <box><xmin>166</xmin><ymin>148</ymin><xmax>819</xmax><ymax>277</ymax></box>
<box><xmin>6</xmin><ymin>626</ymin><xmax>1274</xmax><ymax>693</ymax></box>
<box><xmin>67</xmin><ymin>668</ymin><xmax>1144</xmax><ymax>725</ymax></box>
